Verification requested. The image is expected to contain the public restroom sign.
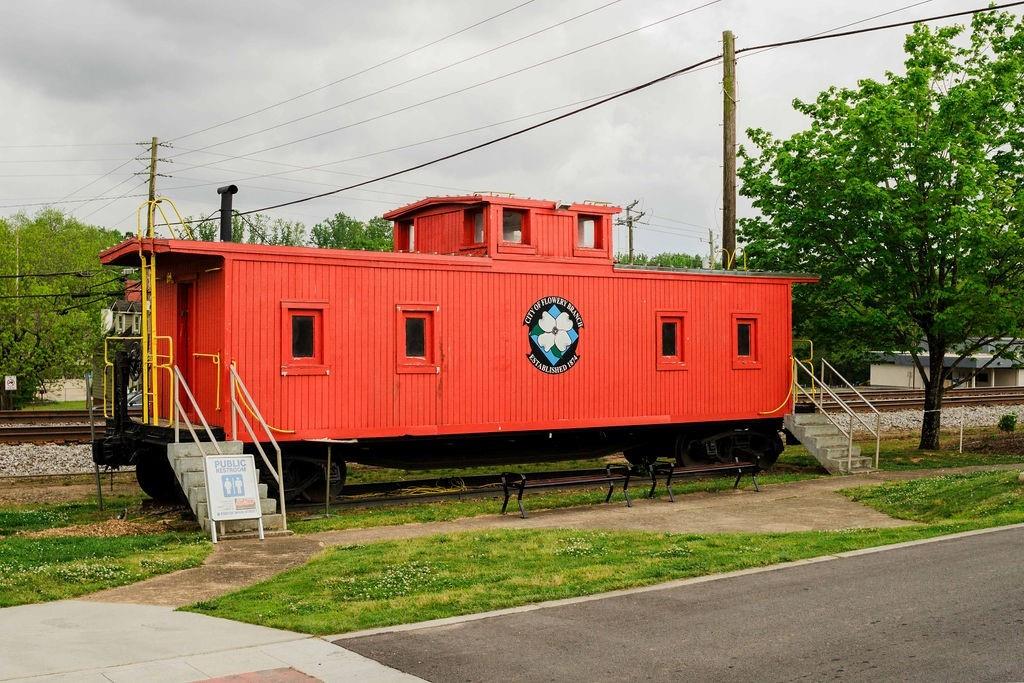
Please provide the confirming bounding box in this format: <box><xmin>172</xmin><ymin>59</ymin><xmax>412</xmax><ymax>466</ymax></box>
<box><xmin>524</xmin><ymin>296</ymin><xmax>583</xmax><ymax>374</ymax></box>
<box><xmin>204</xmin><ymin>455</ymin><xmax>261</xmax><ymax>522</ymax></box>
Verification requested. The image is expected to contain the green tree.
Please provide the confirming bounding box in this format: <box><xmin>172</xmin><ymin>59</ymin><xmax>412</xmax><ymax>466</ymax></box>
<box><xmin>0</xmin><ymin>210</ymin><xmax>123</xmax><ymax>408</ymax></box>
<box><xmin>184</xmin><ymin>213</ymin><xmax>306</xmax><ymax>245</ymax></box>
<box><xmin>616</xmin><ymin>252</ymin><xmax>704</xmax><ymax>268</ymax></box>
<box><xmin>310</xmin><ymin>213</ymin><xmax>393</xmax><ymax>251</ymax></box>
<box><xmin>738</xmin><ymin>10</ymin><xmax>1024</xmax><ymax>449</ymax></box>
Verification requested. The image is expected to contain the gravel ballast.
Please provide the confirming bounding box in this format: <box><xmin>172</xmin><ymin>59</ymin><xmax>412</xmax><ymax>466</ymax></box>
<box><xmin>0</xmin><ymin>443</ymin><xmax>131</xmax><ymax>477</ymax></box>
<box><xmin>2</xmin><ymin>404</ymin><xmax>1024</xmax><ymax>477</ymax></box>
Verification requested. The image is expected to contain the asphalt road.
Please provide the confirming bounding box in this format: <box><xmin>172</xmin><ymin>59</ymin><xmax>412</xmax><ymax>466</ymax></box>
<box><xmin>341</xmin><ymin>527</ymin><xmax>1024</xmax><ymax>682</ymax></box>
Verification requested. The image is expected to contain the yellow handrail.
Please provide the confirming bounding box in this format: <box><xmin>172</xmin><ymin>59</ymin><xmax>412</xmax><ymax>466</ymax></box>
<box><xmin>229</xmin><ymin>362</ymin><xmax>295</xmax><ymax>435</ymax></box>
<box><xmin>192</xmin><ymin>352</ymin><xmax>221</xmax><ymax>411</ymax></box>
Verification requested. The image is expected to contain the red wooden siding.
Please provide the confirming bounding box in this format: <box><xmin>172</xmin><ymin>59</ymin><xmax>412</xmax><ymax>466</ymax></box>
<box><xmin>214</xmin><ymin>253</ymin><xmax>797</xmax><ymax>441</ymax></box>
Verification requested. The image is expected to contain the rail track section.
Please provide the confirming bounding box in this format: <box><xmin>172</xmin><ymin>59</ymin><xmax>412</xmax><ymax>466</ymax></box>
<box><xmin>0</xmin><ymin>425</ymin><xmax>95</xmax><ymax>444</ymax></box>
<box><xmin>797</xmin><ymin>386</ymin><xmax>1024</xmax><ymax>412</ymax></box>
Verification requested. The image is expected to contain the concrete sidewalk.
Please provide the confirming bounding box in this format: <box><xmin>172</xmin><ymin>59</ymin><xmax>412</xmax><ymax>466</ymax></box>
<box><xmin>0</xmin><ymin>601</ymin><xmax>421</xmax><ymax>682</ymax></box>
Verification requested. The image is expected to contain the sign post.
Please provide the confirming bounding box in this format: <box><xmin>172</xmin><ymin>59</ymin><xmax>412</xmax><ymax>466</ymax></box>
<box><xmin>203</xmin><ymin>454</ymin><xmax>263</xmax><ymax>543</ymax></box>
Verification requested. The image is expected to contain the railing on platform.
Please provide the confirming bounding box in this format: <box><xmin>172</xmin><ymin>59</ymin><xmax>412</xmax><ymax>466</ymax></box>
<box><xmin>228</xmin><ymin>363</ymin><xmax>287</xmax><ymax>531</ymax></box>
<box><xmin>793</xmin><ymin>357</ymin><xmax>880</xmax><ymax>472</ymax></box>
<box><xmin>819</xmin><ymin>359</ymin><xmax>881</xmax><ymax>469</ymax></box>
<box><xmin>172</xmin><ymin>366</ymin><xmax>222</xmax><ymax>455</ymax></box>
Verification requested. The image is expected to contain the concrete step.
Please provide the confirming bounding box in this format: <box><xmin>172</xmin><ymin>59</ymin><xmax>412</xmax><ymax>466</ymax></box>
<box><xmin>196</xmin><ymin>498</ymin><xmax>276</xmax><ymax>522</ymax></box>
<box><xmin>797</xmin><ymin>424</ymin><xmax>845</xmax><ymax>438</ymax></box>
<box><xmin>189</xmin><ymin>482</ymin><xmax>269</xmax><ymax>504</ymax></box>
<box><xmin>790</xmin><ymin>412</ymin><xmax>833</xmax><ymax>426</ymax></box>
<box><xmin>825</xmin><ymin>457</ymin><xmax>874</xmax><ymax>471</ymax></box>
<box><xmin>218</xmin><ymin>529</ymin><xmax>293</xmax><ymax>540</ymax></box>
<box><xmin>819</xmin><ymin>445</ymin><xmax>862</xmax><ymax>461</ymax></box>
<box><xmin>806</xmin><ymin>435</ymin><xmax>849</xmax><ymax>448</ymax></box>
<box><xmin>171</xmin><ymin>455</ymin><xmax>205</xmax><ymax>473</ymax></box>
<box><xmin>201</xmin><ymin>513</ymin><xmax>285</xmax><ymax>533</ymax></box>
<box><xmin>167</xmin><ymin>440</ymin><xmax>245</xmax><ymax>458</ymax></box>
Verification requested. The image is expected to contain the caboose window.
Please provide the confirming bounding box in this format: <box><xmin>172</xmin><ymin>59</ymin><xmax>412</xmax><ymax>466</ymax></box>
<box><xmin>465</xmin><ymin>209</ymin><xmax>485</xmax><ymax>245</ymax></box>
<box><xmin>656</xmin><ymin>312</ymin><xmax>686</xmax><ymax>370</ymax></box>
<box><xmin>661</xmin><ymin>321</ymin><xmax>677</xmax><ymax>356</ymax></box>
<box><xmin>737</xmin><ymin>322</ymin><xmax>751</xmax><ymax>356</ymax></box>
<box><xmin>577</xmin><ymin>216</ymin><xmax>596</xmax><ymax>248</ymax></box>
<box><xmin>292</xmin><ymin>315</ymin><xmax>315</xmax><ymax>358</ymax></box>
<box><xmin>732</xmin><ymin>315</ymin><xmax>761</xmax><ymax>369</ymax></box>
<box><xmin>281</xmin><ymin>302</ymin><xmax>328</xmax><ymax>375</ymax></box>
<box><xmin>502</xmin><ymin>209</ymin><xmax>525</xmax><ymax>243</ymax></box>
<box><xmin>405</xmin><ymin>317</ymin><xmax>426</xmax><ymax>357</ymax></box>
<box><xmin>397</xmin><ymin>304</ymin><xmax>439</xmax><ymax>374</ymax></box>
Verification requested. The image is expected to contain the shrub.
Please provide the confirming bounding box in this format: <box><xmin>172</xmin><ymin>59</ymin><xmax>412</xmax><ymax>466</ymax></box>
<box><xmin>998</xmin><ymin>413</ymin><xmax>1017</xmax><ymax>433</ymax></box>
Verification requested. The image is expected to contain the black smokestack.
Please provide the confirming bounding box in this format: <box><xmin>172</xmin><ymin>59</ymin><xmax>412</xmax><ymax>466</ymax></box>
<box><xmin>217</xmin><ymin>185</ymin><xmax>238</xmax><ymax>241</ymax></box>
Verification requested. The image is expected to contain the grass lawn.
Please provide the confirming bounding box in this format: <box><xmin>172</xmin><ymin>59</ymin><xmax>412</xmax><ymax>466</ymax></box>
<box><xmin>21</xmin><ymin>399</ymin><xmax>89</xmax><ymax>411</ymax></box>
<box><xmin>290</xmin><ymin>470</ymin><xmax>820</xmax><ymax>534</ymax></box>
<box><xmin>844</xmin><ymin>470</ymin><xmax>1024</xmax><ymax>525</ymax></box>
<box><xmin>191</xmin><ymin>469</ymin><xmax>1024</xmax><ymax>635</ymax></box>
<box><xmin>0</xmin><ymin>494</ymin><xmax>144</xmax><ymax>535</ymax></box>
<box><xmin>0</xmin><ymin>533</ymin><xmax>210</xmax><ymax>607</ymax></box>
<box><xmin>0</xmin><ymin>494</ymin><xmax>212</xmax><ymax>607</ymax></box>
<box><xmin>780</xmin><ymin>429</ymin><xmax>1024</xmax><ymax>471</ymax></box>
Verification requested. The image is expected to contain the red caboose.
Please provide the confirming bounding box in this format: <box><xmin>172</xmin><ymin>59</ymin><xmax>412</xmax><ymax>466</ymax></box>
<box><xmin>95</xmin><ymin>194</ymin><xmax>811</xmax><ymax>501</ymax></box>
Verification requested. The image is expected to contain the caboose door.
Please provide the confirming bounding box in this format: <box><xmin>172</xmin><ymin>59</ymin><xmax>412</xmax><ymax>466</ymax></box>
<box><xmin>394</xmin><ymin>304</ymin><xmax>440</xmax><ymax>429</ymax></box>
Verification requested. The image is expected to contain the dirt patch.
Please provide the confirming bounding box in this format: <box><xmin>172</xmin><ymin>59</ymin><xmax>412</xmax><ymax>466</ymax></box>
<box><xmin>17</xmin><ymin>518</ymin><xmax>189</xmax><ymax>538</ymax></box>
<box><xmin>963</xmin><ymin>432</ymin><xmax>1024</xmax><ymax>455</ymax></box>
<box><xmin>0</xmin><ymin>472</ymin><xmax>140</xmax><ymax>505</ymax></box>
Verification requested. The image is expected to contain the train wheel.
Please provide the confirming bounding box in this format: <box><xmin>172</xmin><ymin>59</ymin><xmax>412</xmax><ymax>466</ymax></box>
<box><xmin>135</xmin><ymin>451</ymin><xmax>183</xmax><ymax>502</ymax></box>
<box><xmin>302</xmin><ymin>459</ymin><xmax>347</xmax><ymax>503</ymax></box>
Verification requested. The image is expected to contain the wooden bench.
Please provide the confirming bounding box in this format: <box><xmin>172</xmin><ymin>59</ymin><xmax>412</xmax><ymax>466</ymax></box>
<box><xmin>650</xmin><ymin>458</ymin><xmax>760</xmax><ymax>502</ymax></box>
<box><xmin>500</xmin><ymin>465</ymin><xmax>634</xmax><ymax>519</ymax></box>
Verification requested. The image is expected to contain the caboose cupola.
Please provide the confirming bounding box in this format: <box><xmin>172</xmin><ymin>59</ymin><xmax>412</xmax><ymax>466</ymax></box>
<box><xmin>383</xmin><ymin>194</ymin><xmax>620</xmax><ymax>263</ymax></box>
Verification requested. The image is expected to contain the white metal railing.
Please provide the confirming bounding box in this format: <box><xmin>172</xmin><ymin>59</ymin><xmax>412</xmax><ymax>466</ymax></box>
<box><xmin>819</xmin><ymin>359</ymin><xmax>881</xmax><ymax>469</ymax></box>
<box><xmin>228</xmin><ymin>363</ymin><xmax>286</xmax><ymax>531</ymax></box>
<box><xmin>172</xmin><ymin>366</ymin><xmax>223</xmax><ymax>456</ymax></box>
<box><xmin>793</xmin><ymin>357</ymin><xmax>879</xmax><ymax>472</ymax></box>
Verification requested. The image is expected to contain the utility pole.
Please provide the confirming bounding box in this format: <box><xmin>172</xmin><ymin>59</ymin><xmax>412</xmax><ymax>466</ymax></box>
<box><xmin>615</xmin><ymin>200</ymin><xmax>645</xmax><ymax>262</ymax></box>
<box><xmin>708</xmin><ymin>228</ymin><xmax>715</xmax><ymax>269</ymax></box>
<box><xmin>146</xmin><ymin>136</ymin><xmax>158</xmax><ymax>238</ymax></box>
<box><xmin>722</xmin><ymin>30</ymin><xmax>737</xmax><ymax>270</ymax></box>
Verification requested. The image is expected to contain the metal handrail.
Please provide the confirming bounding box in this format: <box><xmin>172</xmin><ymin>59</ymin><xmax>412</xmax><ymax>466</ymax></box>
<box><xmin>229</xmin><ymin>363</ymin><xmax>287</xmax><ymax>531</ymax></box>
<box><xmin>794</xmin><ymin>357</ymin><xmax>860</xmax><ymax>472</ymax></box>
<box><xmin>172</xmin><ymin>366</ymin><xmax>222</xmax><ymax>455</ymax></box>
<box><xmin>819</xmin><ymin>359</ymin><xmax>881</xmax><ymax>469</ymax></box>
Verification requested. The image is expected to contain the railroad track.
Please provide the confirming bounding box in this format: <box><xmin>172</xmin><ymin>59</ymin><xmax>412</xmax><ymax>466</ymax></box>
<box><xmin>798</xmin><ymin>386</ymin><xmax>1024</xmax><ymax>412</ymax></box>
<box><xmin>0</xmin><ymin>424</ymin><xmax>95</xmax><ymax>444</ymax></box>
<box><xmin>0</xmin><ymin>409</ymin><xmax>141</xmax><ymax>425</ymax></box>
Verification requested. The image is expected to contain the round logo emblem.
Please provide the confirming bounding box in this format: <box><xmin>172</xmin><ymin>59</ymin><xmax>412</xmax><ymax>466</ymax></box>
<box><xmin>524</xmin><ymin>296</ymin><xmax>584</xmax><ymax>374</ymax></box>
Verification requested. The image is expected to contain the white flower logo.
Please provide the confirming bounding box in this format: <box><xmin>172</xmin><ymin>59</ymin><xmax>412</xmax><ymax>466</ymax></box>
<box><xmin>537</xmin><ymin>310</ymin><xmax>574</xmax><ymax>353</ymax></box>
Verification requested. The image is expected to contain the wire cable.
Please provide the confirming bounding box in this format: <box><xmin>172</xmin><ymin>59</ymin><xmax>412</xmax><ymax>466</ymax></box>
<box><xmin>229</xmin><ymin>0</ymin><xmax>1024</xmax><ymax>218</ymax></box>
<box><xmin>171</xmin><ymin>0</ymin><xmax>725</xmax><ymax>172</ymax></box>
<box><xmin>169</xmin><ymin>0</ymin><xmax>627</xmax><ymax>156</ymax></box>
<box><xmin>164</xmin><ymin>90</ymin><xmax>618</xmax><ymax>192</ymax></box>
<box><xmin>167</xmin><ymin>0</ymin><xmax>540</xmax><ymax>143</ymax></box>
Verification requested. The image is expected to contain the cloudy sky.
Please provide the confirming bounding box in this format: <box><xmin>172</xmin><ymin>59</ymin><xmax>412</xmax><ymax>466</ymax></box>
<box><xmin>0</xmin><ymin>0</ymin><xmax>1013</xmax><ymax>257</ymax></box>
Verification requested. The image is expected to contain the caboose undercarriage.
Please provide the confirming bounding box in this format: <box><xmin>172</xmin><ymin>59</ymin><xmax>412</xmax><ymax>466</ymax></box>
<box><xmin>94</xmin><ymin>413</ymin><xmax>784</xmax><ymax>504</ymax></box>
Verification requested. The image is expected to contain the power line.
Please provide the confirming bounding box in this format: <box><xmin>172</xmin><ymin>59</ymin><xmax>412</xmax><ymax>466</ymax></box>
<box><xmin>648</xmin><ymin>214</ymin><xmax>708</xmax><ymax>230</ymax></box>
<box><xmin>164</xmin><ymin>90</ymin><xmax>617</xmax><ymax>193</ymax></box>
<box><xmin>170</xmin><ymin>0</ymin><xmax>725</xmax><ymax>172</ymax></box>
<box><xmin>170</xmin><ymin>0</ymin><xmax>627</xmax><ymax>157</ymax></box>
<box><xmin>79</xmin><ymin>179</ymin><xmax>151</xmax><ymax>222</ymax></box>
<box><xmin>167</xmin><ymin>0</ymin><xmax>541</xmax><ymax>143</ymax></box>
<box><xmin>0</xmin><ymin>158</ymin><xmax>128</xmax><ymax>163</ymax></box>
<box><xmin>0</xmin><ymin>142</ymin><xmax>134</xmax><ymax>149</ymax></box>
<box><xmin>229</xmin><ymin>0</ymin><xmax>1024</xmax><ymax>219</ymax></box>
